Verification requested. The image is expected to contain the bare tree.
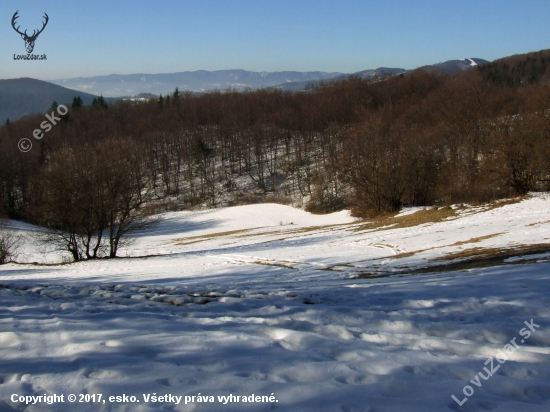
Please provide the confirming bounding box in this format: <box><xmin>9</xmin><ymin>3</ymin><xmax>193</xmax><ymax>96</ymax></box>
<box><xmin>27</xmin><ymin>140</ymin><xmax>156</xmax><ymax>262</ymax></box>
<box><xmin>0</xmin><ymin>219</ymin><xmax>23</xmax><ymax>264</ymax></box>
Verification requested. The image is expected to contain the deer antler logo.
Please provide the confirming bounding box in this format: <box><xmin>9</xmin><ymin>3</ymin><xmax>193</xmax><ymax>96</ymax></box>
<box><xmin>11</xmin><ymin>11</ymin><xmax>49</xmax><ymax>54</ymax></box>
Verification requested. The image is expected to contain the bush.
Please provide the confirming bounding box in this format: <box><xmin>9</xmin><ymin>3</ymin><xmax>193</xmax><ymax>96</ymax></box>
<box><xmin>0</xmin><ymin>219</ymin><xmax>22</xmax><ymax>264</ymax></box>
<box><xmin>305</xmin><ymin>195</ymin><xmax>346</xmax><ymax>214</ymax></box>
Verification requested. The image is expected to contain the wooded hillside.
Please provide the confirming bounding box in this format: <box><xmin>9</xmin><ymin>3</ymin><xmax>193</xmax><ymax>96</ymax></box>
<box><xmin>1</xmin><ymin>50</ymin><xmax>550</xmax><ymax>227</ymax></box>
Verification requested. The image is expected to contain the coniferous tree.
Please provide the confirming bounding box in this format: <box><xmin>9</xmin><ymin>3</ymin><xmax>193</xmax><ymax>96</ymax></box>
<box><xmin>92</xmin><ymin>95</ymin><xmax>108</xmax><ymax>109</ymax></box>
<box><xmin>71</xmin><ymin>96</ymin><xmax>83</xmax><ymax>108</ymax></box>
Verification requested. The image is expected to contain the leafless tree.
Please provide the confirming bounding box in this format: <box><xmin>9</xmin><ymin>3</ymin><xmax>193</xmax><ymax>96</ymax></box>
<box><xmin>0</xmin><ymin>219</ymin><xmax>23</xmax><ymax>264</ymax></box>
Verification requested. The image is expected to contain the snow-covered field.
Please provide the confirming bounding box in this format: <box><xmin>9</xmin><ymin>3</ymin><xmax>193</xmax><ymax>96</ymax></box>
<box><xmin>1</xmin><ymin>195</ymin><xmax>550</xmax><ymax>411</ymax></box>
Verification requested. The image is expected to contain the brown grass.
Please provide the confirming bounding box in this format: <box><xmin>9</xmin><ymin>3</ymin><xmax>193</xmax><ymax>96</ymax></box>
<box><xmin>527</xmin><ymin>220</ymin><xmax>550</xmax><ymax>227</ymax></box>
<box><xmin>351</xmin><ymin>196</ymin><xmax>526</xmax><ymax>235</ymax></box>
<box><xmin>481</xmin><ymin>196</ymin><xmax>527</xmax><ymax>212</ymax></box>
<box><xmin>353</xmin><ymin>207</ymin><xmax>457</xmax><ymax>232</ymax></box>
<box><xmin>173</xmin><ymin>227</ymin><xmax>264</xmax><ymax>245</ymax></box>
<box><xmin>449</xmin><ymin>233</ymin><xmax>504</xmax><ymax>247</ymax></box>
<box><xmin>232</xmin><ymin>222</ymin><xmax>358</xmax><ymax>241</ymax></box>
<box><xmin>366</xmin><ymin>233</ymin><xmax>503</xmax><ymax>261</ymax></box>
<box><xmin>348</xmin><ymin>243</ymin><xmax>550</xmax><ymax>277</ymax></box>
<box><xmin>406</xmin><ymin>243</ymin><xmax>550</xmax><ymax>274</ymax></box>
<box><xmin>434</xmin><ymin>243</ymin><xmax>550</xmax><ymax>262</ymax></box>
<box><xmin>251</xmin><ymin>261</ymin><xmax>297</xmax><ymax>270</ymax></box>
<box><xmin>391</xmin><ymin>250</ymin><xmax>426</xmax><ymax>259</ymax></box>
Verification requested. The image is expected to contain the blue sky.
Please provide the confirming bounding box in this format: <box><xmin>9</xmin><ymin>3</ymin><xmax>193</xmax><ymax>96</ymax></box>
<box><xmin>1</xmin><ymin>0</ymin><xmax>550</xmax><ymax>80</ymax></box>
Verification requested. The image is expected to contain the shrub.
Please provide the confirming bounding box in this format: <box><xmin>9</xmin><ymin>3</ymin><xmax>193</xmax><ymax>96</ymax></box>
<box><xmin>0</xmin><ymin>219</ymin><xmax>22</xmax><ymax>264</ymax></box>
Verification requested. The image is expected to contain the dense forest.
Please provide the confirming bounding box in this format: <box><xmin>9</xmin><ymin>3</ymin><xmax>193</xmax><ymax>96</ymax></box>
<box><xmin>1</xmin><ymin>50</ymin><xmax>550</xmax><ymax>259</ymax></box>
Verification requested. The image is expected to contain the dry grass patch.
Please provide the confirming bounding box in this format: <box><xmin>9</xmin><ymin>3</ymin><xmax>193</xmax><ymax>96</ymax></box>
<box><xmin>527</xmin><ymin>220</ymin><xmax>550</xmax><ymax>227</ymax></box>
<box><xmin>278</xmin><ymin>222</ymin><xmax>358</xmax><ymax>235</ymax></box>
<box><xmin>251</xmin><ymin>261</ymin><xmax>297</xmax><ymax>270</ymax></box>
<box><xmin>391</xmin><ymin>250</ymin><xmax>426</xmax><ymax>259</ymax></box>
<box><xmin>481</xmin><ymin>196</ymin><xmax>527</xmax><ymax>212</ymax></box>
<box><xmin>354</xmin><ymin>207</ymin><xmax>457</xmax><ymax>233</ymax></box>
<box><xmin>449</xmin><ymin>233</ymin><xmax>505</xmax><ymax>247</ymax></box>
<box><xmin>434</xmin><ymin>243</ymin><xmax>550</xmax><ymax>262</ymax></box>
<box><xmin>385</xmin><ymin>234</ymin><xmax>503</xmax><ymax>261</ymax></box>
<box><xmin>352</xmin><ymin>195</ymin><xmax>527</xmax><ymax>234</ymax></box>
<box><xmin>232</xmin><ymin>222</ymin><xmax>358</xmax><ymax>242</ymax></box>
<box><xmin>406</xmin><ymin>243</ymin><xmax>550</xmax><ymax>274</ymax></box>
<box><xmin>173</xmin><ymin>228</ymin><xmax>261</xmax><ymax>245</ymax></box>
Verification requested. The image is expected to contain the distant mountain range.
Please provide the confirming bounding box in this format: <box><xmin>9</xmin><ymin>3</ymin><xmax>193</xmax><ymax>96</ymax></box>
<box><xmin>273</xmin><ymin>59</ymin><xmax>488</xmax><ymax>91</ymax></box>
<box><xmin>50</xmin><ymin>58</ymin><xmax>488</xmax><ymax>97</ymax></box>
<box><xmin>50</xmin><ymin>70</ymin><xmax>344</xmax><ymax>98</ymax></box>
<box><xmin>0</xmin><ymin>78</ymin><xmax>97</xmax><ymax>123</ymax></box>
<box><xmin>0</xmin><ymin>58</ymin><xmax>489</xmax><ymax>122</ymax></box>
<box><xmin>273</xmin><ymin>67</ymin><xmax>406</xmax><ymax>91</ymax></box>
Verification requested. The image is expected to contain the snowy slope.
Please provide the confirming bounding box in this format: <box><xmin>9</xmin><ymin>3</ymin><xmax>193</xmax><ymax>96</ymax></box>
<box><xmin>1</xmin><ymin>195</ymin><xmax>550</xmax><ymax>411</ymax></box>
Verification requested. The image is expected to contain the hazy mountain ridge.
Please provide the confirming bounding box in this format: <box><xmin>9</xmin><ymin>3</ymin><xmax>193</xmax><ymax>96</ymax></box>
<box><xmin>273</xmin><ymin>67</ymin><xmax>407</xmax><ymax>91</ymax></box>
<box><xmin>273</xmin><ymin>59</ymin><xmax>489</xmax><ymax>91</ymax></box>
<box><xmin>51</xmin><ymin>70</ymin><xmax>344</xmax><ymax>97</ymax></box>
<box><xmin>48</xmin><ymin>58</ymin><xmax>487</xmax><ymax>97</ymax></box>
<box><xmin>0</xmin><ymin>78</ymin><xmax>97</xmax><ymax>123</ymax></box>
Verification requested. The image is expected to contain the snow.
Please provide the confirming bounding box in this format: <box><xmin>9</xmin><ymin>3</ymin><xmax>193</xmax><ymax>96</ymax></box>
<box><xmin>1</xmin><ymin>196</ymin><xmax>550</xmax><ymax>411</ymax></box>
<box><xmin>460</xmin><ymin>58</ymin><xmax>478</xmax><ymax>67</ymax></box>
